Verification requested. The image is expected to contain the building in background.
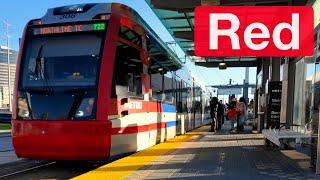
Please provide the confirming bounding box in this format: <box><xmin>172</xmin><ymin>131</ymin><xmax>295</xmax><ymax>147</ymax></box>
<box><xmin>0</xmin><ymin>45</ymin><xmax>17</xmax><ymax>110</ymax></box>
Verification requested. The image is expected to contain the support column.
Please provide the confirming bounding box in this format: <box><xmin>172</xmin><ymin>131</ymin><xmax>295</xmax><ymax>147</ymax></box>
<box><xmin>279</xmin><ymin>57</ymin><xmax>295</xmax><ymax>128</ymax></box>
<box><xmin>267</xmin><ymin>57</ymin><xmax>281</xmax><ymax>128</ymax></box>
<box><xmin>243</xmin><ymin>67</ymin><xmax>249</xmax><ymax>103</ymax></box>
<box><xmin>270</xmin><ymin>57</ymin><xmax>280</xmax><ymax>82</ymax></box>
<box><xmin>315</xmin><ymin>28</ymin><xmax>320</xmax><ymax>174</ymax></box>
<box><xmin>287</xmin><ymin>59</ymin><xmax>296</xmax><ymax>127</ymax></box>
<box><xmin>257</xmin><ymin>57</ymin><xmax>270</xmax><ymax>131</ymax></box>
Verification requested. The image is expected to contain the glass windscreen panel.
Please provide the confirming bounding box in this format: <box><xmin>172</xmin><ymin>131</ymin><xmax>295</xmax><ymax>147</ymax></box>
<box><xmin>17</xmin><ymin>23</ymin><xmax>106</xmax><ymax>120</ymax></box>
<box><xmin>21</xmin><ymin>34</ymin><xmax>102</xmax><ymax>89</ymax></box>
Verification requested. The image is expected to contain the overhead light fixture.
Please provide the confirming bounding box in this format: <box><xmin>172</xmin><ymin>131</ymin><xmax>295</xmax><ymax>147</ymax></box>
<box><xmin>219</xmin><ymin>62</ymin><xmax>227</xmax><ymax>70</ymax></box>
<box><xmin>158</xmin><ymin>67</ymin><xmax>163</xmax><ymax>71</ymax></box>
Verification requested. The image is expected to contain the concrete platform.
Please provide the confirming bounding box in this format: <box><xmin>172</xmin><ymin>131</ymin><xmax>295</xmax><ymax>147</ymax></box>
<box><xmin>74</xmin><ymin>126</ymin><xmax>319</xmax><ymax>180</ymax></box>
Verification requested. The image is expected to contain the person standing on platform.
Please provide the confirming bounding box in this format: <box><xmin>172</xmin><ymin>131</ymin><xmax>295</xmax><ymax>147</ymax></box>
<box><xmin>217</xmin><ymin>100</ymin><xmax>224</xmax><ymax>130</ymax></box>
<box><xmin>237</xmin><ymin>97</ymin><xmax>247</xmax><ymax>132</ymax></box>
<box><xmin>209</xmin><ymin>97</ymin><xmax>218</xmax><ymax>132</ymax></box>
<box><xmin>226</xmin><ymin>101</ymin><xmax>237</xmax><ymax>130</ymax></box>
<box><xmin>219</xmin><ymin>100</ymin><xmax>225</xmax><ymax>126</ymax></box>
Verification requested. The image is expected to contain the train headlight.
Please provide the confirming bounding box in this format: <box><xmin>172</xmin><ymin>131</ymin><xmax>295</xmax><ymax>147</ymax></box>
<box><xmin>75</xmin><ymin>98</ymin><xmax>95</xmax><ymax>118</ymax></box>
<box><xmin>18</xmin><ymin>98</ymin><xmax>30</xmax><ymax>118</ymax></box>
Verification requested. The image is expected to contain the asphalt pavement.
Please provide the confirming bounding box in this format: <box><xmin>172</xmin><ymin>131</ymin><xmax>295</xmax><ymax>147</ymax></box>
<box><xmin>0</xmin><ymin>133</ymin><xmax>20</xmax><ymax>165</ymax></box>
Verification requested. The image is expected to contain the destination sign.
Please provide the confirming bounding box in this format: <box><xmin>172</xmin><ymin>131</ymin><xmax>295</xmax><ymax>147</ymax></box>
<box><xmin>33</xmin><ymin>23</ymin><xmax>105</xmax><ymax>35</ymax></box>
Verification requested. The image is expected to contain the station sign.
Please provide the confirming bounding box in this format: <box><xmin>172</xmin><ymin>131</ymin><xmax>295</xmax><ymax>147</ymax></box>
<box><xmin>267</xmin><ymin>81</ymin><xmax>282</xmax><ymax>129</ymax></box>
<box><xmin>195</xmin><ymin>6</ymin><xmax>314</xmax><ymax>57</ymax></box>
<box><xmin>32</xmin><ymin>23</ymin><xmax>105</xmax><ymax>35</ymax></box>
<box><xmin>218</xmin><ymin>88</ymin><xmax>241</xmax><ymax>95</ymax></box>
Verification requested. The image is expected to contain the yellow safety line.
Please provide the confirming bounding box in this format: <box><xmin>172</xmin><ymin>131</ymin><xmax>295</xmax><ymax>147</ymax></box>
<box><xmin>72</xmin><ymin>127</ymin><xmax>206</xmax><ymax>180</ymax></box>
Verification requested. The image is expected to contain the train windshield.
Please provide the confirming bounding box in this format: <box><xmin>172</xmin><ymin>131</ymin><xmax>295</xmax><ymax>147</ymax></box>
<box><xmin>17</xmin><ymin>31</ymin><xmax>105</xmax><ymax>120</ymax></box>
<box><xmin>20</xmin><ymin>33</ymin><xmax>103</xmax><ymax>91</ymax></box>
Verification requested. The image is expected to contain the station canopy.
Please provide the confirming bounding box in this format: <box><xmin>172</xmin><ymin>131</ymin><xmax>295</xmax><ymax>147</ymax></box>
<box><xmin>147</xmin><ymin>0</ymin><xmax>306</xmax><ymax>68</ymax></box>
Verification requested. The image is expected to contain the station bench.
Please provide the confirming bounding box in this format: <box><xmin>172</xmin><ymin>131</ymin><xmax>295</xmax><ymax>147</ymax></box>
<box><xmin>262</xmin><ymin>125</ymin><xmax>312</xmax><ymax>150</ymax></box>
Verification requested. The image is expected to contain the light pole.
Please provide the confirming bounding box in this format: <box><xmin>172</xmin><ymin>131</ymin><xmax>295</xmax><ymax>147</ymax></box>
<box><xmin>4</xmin><ymin>20</ymin><xmax>12</xmax><ymax>112</ymax></box>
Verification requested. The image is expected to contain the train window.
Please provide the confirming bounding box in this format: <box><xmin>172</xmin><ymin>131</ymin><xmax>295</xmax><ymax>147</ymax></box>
<box><xmin>111</xmin><ymin>42</ymin><xmax>143</xmax><ymax>98</ymax></box>
<box><xmin>175</xmin><ymin>79</ymin><xmax>183</xmax><ymax>113</ymax></box>
<box><xmin>194</xmin><ymin>87</ymin><xmax>202</xmax><ymax>113</ymax></box>
<box><xmin>181</xmin><ymin>82</ymin><xmax>188</xmax><ymax>113</ymax></box>
<box><xmin>164</xmin><ymin>72</ymin><xmax>174</xmax><ymax>103</ymax></box>
<box><xmin>150</xmin><ymin>71</ymin><xmax>176</xmax><ymax>103</ymax></box>
<box><xmin>150</xmin><ymin>73</ymin><xmax>163</xmax><ymax>100</ymax></box>
<box><xmin>119</xmin><ymin>26</ymin><xmax>142</xmax><ymax>47</ymax></box>
<box><xmin>21</xmin><ymin>34</ymin><xmax>102</xmax><ymax>89</ymax></box>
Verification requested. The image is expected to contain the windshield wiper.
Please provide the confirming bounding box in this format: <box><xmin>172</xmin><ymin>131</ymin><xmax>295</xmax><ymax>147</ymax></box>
<box><xmin>35</xmin><ymin>45</ymin><xmax>54</xmax><ymax>94</ymax></box>
<box><xmin>67</xmin><ymin>91</ymin><xmax>86</xmax><ymax>119</ymax></box>
<box><xmin>25</xmin><ymin>91</ymin><xmax>34</xmax><ymax>120</ymax></box>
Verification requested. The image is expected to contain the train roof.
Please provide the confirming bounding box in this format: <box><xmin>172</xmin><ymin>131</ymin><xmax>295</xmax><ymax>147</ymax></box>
<box><xmin>39</xmin><ymin>3</ymin><xmax>182</xmax><ymax>72</ymax></box>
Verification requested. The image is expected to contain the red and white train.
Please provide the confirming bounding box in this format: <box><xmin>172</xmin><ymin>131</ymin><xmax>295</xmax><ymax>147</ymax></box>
<box><xmin>12</xmin><ymin>3</ymin><xmax>211</xmax><ymax>160</ymax></box>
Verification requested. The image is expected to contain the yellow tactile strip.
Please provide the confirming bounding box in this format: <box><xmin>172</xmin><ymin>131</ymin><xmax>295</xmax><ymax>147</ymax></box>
<box><xmin>72</xmin><ymin>127</ymin><xmax>206</xmax><ymax>180</ymax></box>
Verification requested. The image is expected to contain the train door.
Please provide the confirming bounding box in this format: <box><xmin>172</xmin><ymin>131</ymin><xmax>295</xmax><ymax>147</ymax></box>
<box><xmin>194</xmin><ymin>87</ymin><xmax>203</xmax><ymax>128</ymax></box>
<box><xmin>149</xmin><ymin>72</ymin><xmax>163</xmax><ymax>143</ymax></box>
<box><xmin>163</xmin><ymin>71</ymin><xmax>177</xmax><ymax>139</ymax></box>
<box><xmin>175</xmin><ymin>76</ymin><xmax>183</xmax><ymax>135</ymax></box>
<box><xmin>186</xmin><ymin>84</ymin><xmax>193</xmax><ymax>131</ymax></box>
<box><xmin>191</xmin><ymin>80</ymin><xmax>196</xmax><ymax>129</ymax></box>
<box><xmin>180</xmin><ymin>81</ymin><xmax>188</xmax><ymax>132</ymax></box>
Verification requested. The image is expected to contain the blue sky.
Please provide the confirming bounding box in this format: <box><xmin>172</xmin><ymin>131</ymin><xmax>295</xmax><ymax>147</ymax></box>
<box><xmin>0</xmin><ymin>0</ymin><xmax>256</xmax><ymax>86</ymax></box>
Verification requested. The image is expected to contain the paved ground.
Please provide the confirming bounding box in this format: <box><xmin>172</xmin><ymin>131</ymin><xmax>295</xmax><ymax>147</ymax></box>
<box><xmin>126</xmin><ymin>126</ymin><xmax>319</xmax><ymax>180</ymax></box>
<box><xmin>0</xmin><ymin>133</ymin><xmax>20</xmax><ymax>165</ymax></box>
<box><xmin>1</xmin><ymin>126</ymin><xmax>319</xmax><ymax>179</ymax></box>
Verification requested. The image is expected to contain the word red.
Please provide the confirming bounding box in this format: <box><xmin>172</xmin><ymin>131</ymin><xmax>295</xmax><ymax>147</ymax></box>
<box><xmin>195</xmin><ymin>6</ymin><xmax>314</xmax><ymax>57</ymax></box>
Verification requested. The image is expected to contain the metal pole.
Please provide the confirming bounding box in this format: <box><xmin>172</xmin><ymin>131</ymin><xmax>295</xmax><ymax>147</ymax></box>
<box><xmin>216</xmin><ymin>88</ymin><xmax>219</xmax><ymax>99</ymax></box>
<box><xmin>4</xmin><ymin>20</ymin><xmax>12</xmax><ymax>112</ymax></box>
<box><xmin>243</xmin><ymin>67</ymin><xmax>249</xmax><ymax>102</ymax></box>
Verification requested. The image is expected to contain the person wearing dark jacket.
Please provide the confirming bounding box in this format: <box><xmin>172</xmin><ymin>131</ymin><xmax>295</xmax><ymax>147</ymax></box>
<box><xmin>210</xmin><ymin>97</ymin><xmax>219</xmax><ymax>132</ymax></box>
<box><xmin>217</xmin><ymin>101</ymin><xmax>224</xmax><ymax>130</ymax></box>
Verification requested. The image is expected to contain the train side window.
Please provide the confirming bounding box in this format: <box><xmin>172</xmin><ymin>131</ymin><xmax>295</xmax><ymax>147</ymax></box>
<box><xmin>111</xmin><ymin>25</ymin><xmax>144</xmax><ymax>99</ymax></box>
<box><xmin>150</xmin><ymin>73</ymin><xmax>163</xmax><ymax>100</ymax></box>
<box><xmin>182</xmin><ymin>82</ymin><xmax>188</xmax><ymax>113</ymax></box>
<box><xmin>119</xmin><ymin>26</ymin><xmax>142</xmax><ymax>47</ymax></box>
<box><xmin>111</xmin><ymin>42</ymin><xmax>143</xmax><ymax>98</ymax></box>
<box><xmin>164</xmin><ymin>72</ymin><xmax>174</xmax><ymax>103</ymax></box>
<box><xmin>176</xmin><ymin>79</ymin><xmax>183</xmax><ymax>113</ymax></box>
<box><xmin>194</xmin><ymin>87</ymin><xmax>202</xmax><ymax>113</ymax></box>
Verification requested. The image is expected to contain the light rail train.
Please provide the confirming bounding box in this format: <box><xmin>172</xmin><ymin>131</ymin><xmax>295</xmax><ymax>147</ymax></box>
<box><xmin>12</xmin><ymin>3</ymin><xmax>211</xmax><ymax>160</ymax></box>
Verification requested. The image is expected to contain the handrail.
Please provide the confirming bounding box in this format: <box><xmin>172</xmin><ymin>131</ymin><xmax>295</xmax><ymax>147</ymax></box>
<box><xmin>266</xmin><ymin>123</ymin><xmax>305</xmax><ymax>133</ymax></box>
<box><xmin>267</xmin><ymin>118</ymin><xmax>313</xmax><ymax>134</ymax></box>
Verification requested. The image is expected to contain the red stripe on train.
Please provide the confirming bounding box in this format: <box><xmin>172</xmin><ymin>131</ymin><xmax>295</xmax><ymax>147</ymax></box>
<box><xmin>111</xmin><ymin>122</ymin><xmax>166</xmax><ymax>135</ymax></box>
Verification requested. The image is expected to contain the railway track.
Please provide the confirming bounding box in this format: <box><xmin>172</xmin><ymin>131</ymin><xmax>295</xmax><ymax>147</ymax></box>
<box><xmin>0</xmin><ymin>132</ymin><xmax>127</xmax><ymax>179</ymax></box>
<box><xmin>0</xmin><ymin>160</ymin><xmax>55</xmax><ymax>179</ymax></box>
<box><xmin>0</xmin><ymin>159</ymin><xmax>111</xmax><ymax>179</ymax></box>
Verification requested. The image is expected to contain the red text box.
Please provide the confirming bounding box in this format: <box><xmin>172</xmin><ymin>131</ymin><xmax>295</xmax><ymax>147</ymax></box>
<box><xmin>195</xmin><ymin>6</ymin><xmax>314</xmax><ymax>57</ymax></box>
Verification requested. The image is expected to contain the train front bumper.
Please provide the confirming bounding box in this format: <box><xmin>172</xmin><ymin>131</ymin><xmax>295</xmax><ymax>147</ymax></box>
<box><xmin>12</xmin><ymin>120</ymin><xmax>111</xmax><ymax>160</ymax></box>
